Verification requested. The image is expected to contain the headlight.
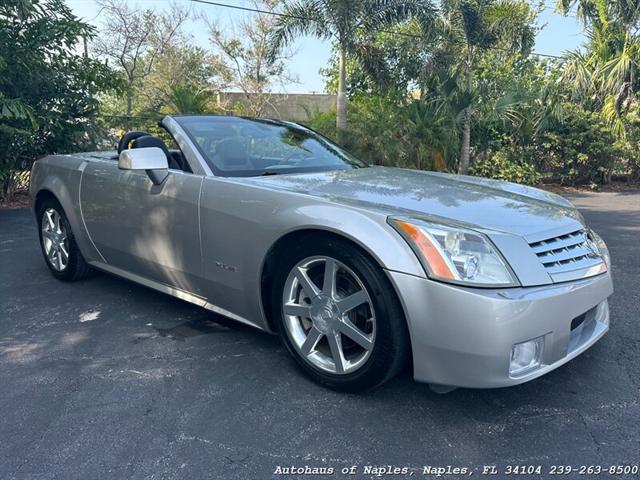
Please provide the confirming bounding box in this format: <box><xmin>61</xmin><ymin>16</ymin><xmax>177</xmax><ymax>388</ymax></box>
<box><xmin>389</xmin><ymin>217</ymin><xmax>519</xmax><ymax>287</ymax></box>
<box><xmin>587</xmin><ymin>229</ymin><xmax>610</xmax><ymax>268</ymax></box>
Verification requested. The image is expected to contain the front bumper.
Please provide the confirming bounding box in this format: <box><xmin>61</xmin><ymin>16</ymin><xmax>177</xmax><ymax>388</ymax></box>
<box><xmin>388</xmin><ymin>270</ymin><xmax>613</xmax><ymax>388</ymax></box>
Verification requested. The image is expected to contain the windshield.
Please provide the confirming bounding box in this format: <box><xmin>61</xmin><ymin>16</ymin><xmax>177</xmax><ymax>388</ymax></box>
<box><xmin>174</xmin><ymin>116</ymin><xmax>368</xmax><ymax>177</ymax></box>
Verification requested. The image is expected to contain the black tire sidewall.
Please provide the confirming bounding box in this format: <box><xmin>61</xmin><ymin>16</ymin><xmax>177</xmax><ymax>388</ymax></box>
<box><xmin>271</xmin><ymin>237</ymin><xmax>409</xmax><ymax>392</ymax></box>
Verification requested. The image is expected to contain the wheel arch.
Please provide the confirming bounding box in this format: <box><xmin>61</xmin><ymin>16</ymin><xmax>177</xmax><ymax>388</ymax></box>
<box><xmin>259</xmin><ymin>227</ymin><xmax>408</xmax><ymax>334</ymax></box>
<box><xmin>32</xmin><ymin>178</ymin><xmax>80</xmax><ymax>237</ymax></box>
<box><xmin>32</xmin><ymin>166</ymin><xmax>77</xmax><ymax>221</ymax></box>
<box><xmin>31</xmin><ymin>161</ymin><xmax>100</xmax><ymax>263</ymax></box>
<box><xmin>34</xmin><ymin>189</ymin><xmax>60</xmax><ymax>216</ymax></box>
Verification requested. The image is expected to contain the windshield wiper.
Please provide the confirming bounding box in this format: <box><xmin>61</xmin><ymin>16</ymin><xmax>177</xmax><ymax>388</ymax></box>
<box><xmin>260</xmin><ymin>165</ymin><xmax>298</xmax><ymax>176</ymax></box>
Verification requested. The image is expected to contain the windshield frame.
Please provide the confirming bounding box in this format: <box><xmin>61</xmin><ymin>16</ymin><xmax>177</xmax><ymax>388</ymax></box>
<box><xmin>173</xmin><ymin>115</ymin><xmax>369</xmax><ymax>178</ymax></box>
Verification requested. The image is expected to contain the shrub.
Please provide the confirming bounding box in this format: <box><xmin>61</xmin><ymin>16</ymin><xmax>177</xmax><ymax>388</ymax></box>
<box><xmin>535</xmin><ymin>105</ymin><xmax>627</xmax><ymax>185</ymax></box>
<box><xmin>304</xmin><ymin>95</ymin><xmax>459</xmax><ymax>171</ymax></box>
<box><xmin>470</xmin><ymin>149</ymin><xmax>540</xmax><ymax>185</ymax></box>
<box><xmin>0</xmin><ymin>0</ymin><xmax>118</xmax><ymax>201</ymax></box>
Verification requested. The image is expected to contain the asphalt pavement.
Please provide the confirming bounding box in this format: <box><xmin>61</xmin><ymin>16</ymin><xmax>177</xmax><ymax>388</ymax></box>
<box><xmin>0</xmin><ymin>190</ymin><xmax>638</xmax><ymax>480</ymax></box>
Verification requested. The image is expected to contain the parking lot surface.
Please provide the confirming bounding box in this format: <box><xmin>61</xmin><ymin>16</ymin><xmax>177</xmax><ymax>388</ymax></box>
<box><xmin>0</xmin><ymin>191</ymin><xmax>638</xmax><ymax>479</ymax></box>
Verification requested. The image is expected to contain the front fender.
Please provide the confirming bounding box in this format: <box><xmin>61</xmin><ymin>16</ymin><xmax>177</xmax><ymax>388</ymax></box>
<box><xmin>199</xmin><ymin>176</ymin><xmax>425</xmax><ymax>330</ymax></box>
<box><xmin>265</xmin><ymin>203</ymin><xmax>425</xmax><ymax>278</ymax></box>
<box><xmin>255</xmin><ymin>204</ymin><xmax>426</xmax><ymax>332</ymax></box>
<box><xmin>30</xmin><ymin>155</ymin><xmax>102</xmax><ymax>263</ymax></box>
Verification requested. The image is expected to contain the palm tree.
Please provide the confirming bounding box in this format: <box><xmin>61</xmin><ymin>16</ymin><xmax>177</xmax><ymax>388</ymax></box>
<box><xmin>439</xmin><ymin>0</ymin><xmax>535</xmax><ymax>173</ymax></box>
<box><xmin>557</xmin><ymin>0</ymin><xmax>640</xmax><ymax>136</ymax></box>
<box><xmin>164</xmin><ymin>84</ymin><xmax>213</xmax><ymax>114</ymax></box>
<box><xmin>269</xmin><ymin>0</ymin><xmax>434</xmax><ymax>139</ymax></box>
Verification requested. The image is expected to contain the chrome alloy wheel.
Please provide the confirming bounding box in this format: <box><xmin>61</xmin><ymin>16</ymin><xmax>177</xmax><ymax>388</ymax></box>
<box><xmin>41</xmin><ymin>208</ymin><xmax>69</xmax><ymax>271</ymax></box>
<box><xmin>282</xmin><ymin>256</ymin><xmax>376</xmax><ymax>375</ymax></box>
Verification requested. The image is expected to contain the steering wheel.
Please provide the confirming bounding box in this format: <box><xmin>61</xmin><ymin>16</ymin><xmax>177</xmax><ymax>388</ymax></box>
<box><xmin>279</xmin><ymin>149</ymin><xmax>311</xmax><ymax>166</ymax></box>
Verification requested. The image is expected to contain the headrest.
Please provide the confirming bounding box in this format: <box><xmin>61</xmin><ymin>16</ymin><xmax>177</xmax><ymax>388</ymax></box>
<box><xmin>130</xmin><ymin>135</ymin><xmax>170</xmax><ymax>156</ymax></box>
<box><xmin>216</xmin><ymin>138</ymin><xmax>247</xmax><ymax>167</ymax></box>
<box><xmin>117</xmin><ymin>131</ymin><xmax>150</xmax><ymax>154</ymax></box>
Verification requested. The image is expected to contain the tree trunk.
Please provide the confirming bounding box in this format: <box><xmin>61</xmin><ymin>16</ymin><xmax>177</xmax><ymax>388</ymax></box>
<box><xmin>458</xmin><ymin>109</ymin><xmax>471</xmax><ymax>174</ymax></box>
<box><xmin>126</xmin><ymin>87</ymin><xmax>133</xmax><ymax>131</ymax></box>
<box><xmin>458</xmin><ymin>48</ymin><xmax>473</xmax><ymax>174</ymax></box>
<box><xmin>336</xmin><ymin>44</ymin><xmax>347</xmax><ymax>143</ymax></box>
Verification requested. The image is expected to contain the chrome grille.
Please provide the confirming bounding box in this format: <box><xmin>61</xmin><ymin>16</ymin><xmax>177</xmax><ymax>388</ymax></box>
<box><xmin>529</xmin><ymin>229</ymin><xmax>603</xmax><ymax>277</ymax></box>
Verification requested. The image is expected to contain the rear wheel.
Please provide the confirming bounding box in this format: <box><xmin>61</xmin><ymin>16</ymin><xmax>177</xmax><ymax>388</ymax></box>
<box><xmin>37</xmin><ymin>198</ymin><xmax>92</xmax><ymax>281</ymax></box>
<box><xmin>271</xmin><ymin>238</ymin><xmax>410</xmax><ymax>392</ymax></box>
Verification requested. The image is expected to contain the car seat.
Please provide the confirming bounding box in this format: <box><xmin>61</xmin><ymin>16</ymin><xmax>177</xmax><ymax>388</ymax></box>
<box><xmin>117</xmin><ymin>131</ymin><xmax>150</xmax><ymax>154</ymax></box>
<box><xmin>214</xmin><ymin>138</ymin><xmax>251</xmax><ymax>170</ymax></box>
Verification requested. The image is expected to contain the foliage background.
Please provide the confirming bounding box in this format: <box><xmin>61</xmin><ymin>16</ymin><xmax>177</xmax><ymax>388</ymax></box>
<box><xmin>1</xmin><ymin>0</ymin><xmax>639</xmax><ymax>203</ymax></box>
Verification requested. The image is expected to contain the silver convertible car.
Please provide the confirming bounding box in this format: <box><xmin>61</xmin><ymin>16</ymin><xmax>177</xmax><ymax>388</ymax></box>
<box><xmin>30</xmin><ymin>115</ymin><xmax>613</xmax><ymax>392</ymax></box>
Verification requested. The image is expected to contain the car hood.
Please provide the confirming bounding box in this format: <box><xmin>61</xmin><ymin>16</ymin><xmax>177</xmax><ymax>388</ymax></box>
<box><xmin>242</xmin><ymin>166</ymin><xmax>584</xmax><ymax>239</ymax></box>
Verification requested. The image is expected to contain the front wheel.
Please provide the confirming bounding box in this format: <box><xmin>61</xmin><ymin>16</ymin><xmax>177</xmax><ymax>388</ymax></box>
<box><xmin>271</xmin><ymin>238</ymin><xmax>410</xmax><ymax>392</ymax></box>
<box><xmin>37</xmin><ymin>198</ymin><xmax>92</xmax><ymax>281</ymax></box>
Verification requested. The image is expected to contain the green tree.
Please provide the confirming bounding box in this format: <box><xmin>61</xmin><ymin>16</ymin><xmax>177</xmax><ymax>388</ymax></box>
<box><xmin>319</xmin><ymin>16</ymin><xmax>548</xmax><ymax>173</ymax></box>
<box><xmin>269</xmin><ymin>0</ymin><xmax>434</xmax><ymax>139</ymax></box>
<box><xmin>438</xmin><ymin>0</ymin><xmax>536</xmax><ymax>173</ymax></box>
<box><xmin>205</xmin><ymin>0</ymin><xmax>296</xmax><ymax>116</ymax></box>
<box><xmin>93</xmin><ymin>0</ymin><xmax>189</xmax><ymax>120</ymax></box>
<box><xmin>306</xmin><ymin>92</ymin><xmax>462</xmax><ymax>171</ymax></box>
<box><xmin>0</xmin><ymin>0</ymin><xmax>118</xmax><ymax>200</ymax></box>
<box><xmin>472</xmin><ymin>51</ymin><xmax>565</xmax><ymax>148</ymax></box>
<box><xmin>139</xmin><ymin>44</ymin><xmax>224</xmax><ymax>115</ymax></box>
<box><xmin>536</xmin><ymin>103</ymin><xmax>628</xmax><ymax>185</ymax></box>
<box><xmin>162</xmin><ymin>84</ymin><xmax>214</xmax><ymax>115</ymax></box>
<box><xmin>557</xmin><ymin>0</ymin><xmax>640</xmax><ymax>136</ymax></box>
<box><xmin>321</xmin><ymin>21</ymin><xmax>428</xmax><ymax>98</ymax></box>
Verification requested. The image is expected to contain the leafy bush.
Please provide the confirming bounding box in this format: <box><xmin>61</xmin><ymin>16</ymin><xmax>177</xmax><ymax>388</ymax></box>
<box><xmin>305</xmin><ymin>95</ymin><xmax>459</xmax><ymax>171</ymax></box>
<box><xmin>470</xmin><ymin>149</ymin><xmax>540</xmax><ymax>185</ymax></box>
<box><xmin>0</xmin><ymin>0</ymin><xmax>118</xmax><ymax>201</ymax></box>
<box><xmin>535</xmin><ymin>105</ymin><xmax>628</xmax><ymax>185</ymax></box>
<box><xmin>304</xmin><ymin>96</ymin><xmax>640</xmax><ymax>187</ymax></box>
<box><xmin>303</xmin><ymin>108</ymin><xmax>338</xmax><ymax>139</ymax></box>
<box><xmin>0</xmin><ymin>167</ymin><xmax>30</xmax><ymax>201</ymax></box>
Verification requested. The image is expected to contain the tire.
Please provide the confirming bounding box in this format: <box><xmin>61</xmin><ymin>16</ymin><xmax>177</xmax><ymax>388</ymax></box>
<box><xmin>37</xmin><ymin>197</ymin><xmax>92</xmax><ymax>281</ymax></box>
<box><xmin>271</xmin><ymin>236</ymin><xmax>410</xmax><ymax>392</ymax></box>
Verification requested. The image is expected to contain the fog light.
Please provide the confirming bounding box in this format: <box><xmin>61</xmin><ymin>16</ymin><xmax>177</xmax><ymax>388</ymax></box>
<box><xmin>510</xmin><ymin>337</ymin><xmax>544</xmax><ymax>376</ymax></box>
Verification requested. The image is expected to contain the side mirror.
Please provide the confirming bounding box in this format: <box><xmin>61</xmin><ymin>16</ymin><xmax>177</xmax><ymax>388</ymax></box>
<box><xmin>119</xmin><ymin>147</ymin><xmax>169</xmax><ymax>185</ymax></box>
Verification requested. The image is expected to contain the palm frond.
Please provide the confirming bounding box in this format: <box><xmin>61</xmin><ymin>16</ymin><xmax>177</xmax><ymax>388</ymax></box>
<box><xmin>560</xmin><ymin>49</ymin><xmax>596</xmax><ymax>98</ymax></box>
<box><xmin>484</xmin><ymin>0</ymin><xmax>537</xmax><ymax>54</ymax></box>
<box><xmin>164</xmin><ymin>84</ymin><xmax>212</xmax><ymax>114</ymax></box>
<box><xmin>363</xmin><ymin>0</ymin><xmax>436</xmax><ymax>32</ymax></box>
<box><xmin>599</xmin><ymin>48</ymin><xmax>631</xmax><ymax>95</ymax></box>
<box><xmin>268</xmin><ymin>0</ymin><xmax>328</xmax><ymax>56</ymax></box>
<box><xmin>555</xmin><ymin>0</ymin><xmax>577</xmax><ymax>15</ymax></box>
<box><xmin>601</xmin><ymin>94</ymin><xmax>627</xmax><ymax>136</ymax></box>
